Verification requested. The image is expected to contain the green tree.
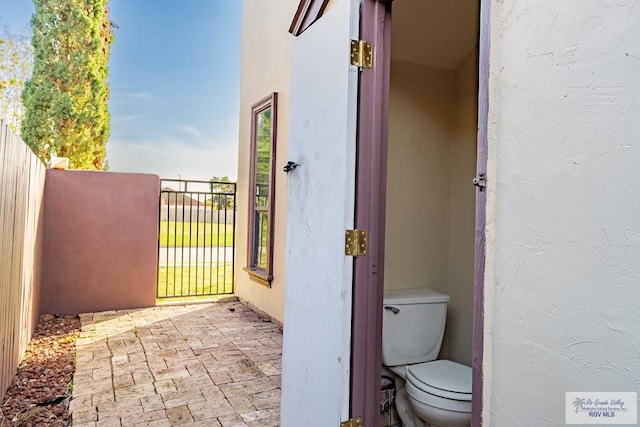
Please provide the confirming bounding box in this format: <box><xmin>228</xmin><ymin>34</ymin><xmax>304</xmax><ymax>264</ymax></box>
<box><xmin>255</xmin><ymin>108</ymin><xmax>271</xmax><ymax>197</ymax></box>
<box><xmin>209</xmin><ymin>176</ymin><xmax>235</xmax><ymax>210</ymax></box>
<box><xmin>21</xmin><ymin>0</ymin><xmax>114</xmax><ymax>169</ymax></box>
<box><xmin>0</xmin><ymin>26</ymin><xmax>33</xmax><ymax>132</ymax></box>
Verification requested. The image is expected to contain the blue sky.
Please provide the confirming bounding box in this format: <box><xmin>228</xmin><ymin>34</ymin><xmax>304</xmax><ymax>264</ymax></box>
<box><xmin>0</xmin><ymin>0</ymin><xmax>242</xmax><ymax>180</ymax></box>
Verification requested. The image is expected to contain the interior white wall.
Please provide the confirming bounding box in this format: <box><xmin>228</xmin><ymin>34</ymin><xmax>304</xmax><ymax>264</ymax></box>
<box><xmin>392</xmin><ymin>0</ymin><xmax>479</xmax><ymax>70</ymax></box>
<box><xmin>485</xmin><ymin>0</ymin><xmax>640</xmax><ymax>423</ymax></box>
<box><xmin>445</xmin><ymin>46</ymin><xmax>479</xmax><ymax>366</ymax></box>
<box><xmin>384</xmin><ymin>48</ymin><xmax>478</xmax><ymax>365</ymax></box>
<box><xmin>384</xmin><ymin>61</ymin><xmax>454</xmax><ymax>296</ymax></box>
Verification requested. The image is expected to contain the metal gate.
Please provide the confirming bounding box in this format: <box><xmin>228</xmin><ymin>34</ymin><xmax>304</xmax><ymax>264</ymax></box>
<box><xmin>157</xmin><ymin>178</ymin><xmax>236</xmax><ymax>299</ymax></box>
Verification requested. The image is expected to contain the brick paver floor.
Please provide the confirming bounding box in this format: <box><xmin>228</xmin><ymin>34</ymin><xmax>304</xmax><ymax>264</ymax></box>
<box><xmin>70</xmin><ymin>301</ymin><xmax>282</xmax><ymax>426</ymax></box>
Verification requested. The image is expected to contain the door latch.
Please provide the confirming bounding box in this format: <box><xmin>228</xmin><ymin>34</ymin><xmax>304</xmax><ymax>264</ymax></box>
<box><xmin>472</xmin><ymin>173</ymin><xmax>486</xmax><ymax>191</ymax></box>
<box><xmin>384</xmin><ymin>306</ymin><xmax>400</xmax><ymax>315</ymax></box>
<box><xmin>283</xmin><ymin>161</ymin><xmax>299</xmax><ymax>173</ymax></box>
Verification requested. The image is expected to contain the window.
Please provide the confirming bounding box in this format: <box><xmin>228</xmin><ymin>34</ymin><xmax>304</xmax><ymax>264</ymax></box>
<box><xmin>289</xmin><ymin>0</ymin><xmax>330</xmax><ymax>36</ymax></box>
<box><xmin>245</xmin><ymin>93</ymin><xmax>277</xmax><ymax>284</ymax></box>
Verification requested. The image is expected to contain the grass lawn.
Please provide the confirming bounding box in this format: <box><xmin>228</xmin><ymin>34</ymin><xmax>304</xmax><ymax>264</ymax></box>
<box><xmin>159</xmin><ymin>221</ymin><xmax>234</xmax><ymax>247</ymax></box>
<box><xmin>157</xmin><ymin>262</ymin><xmax>233</xmax><ymax>299</ymax></box>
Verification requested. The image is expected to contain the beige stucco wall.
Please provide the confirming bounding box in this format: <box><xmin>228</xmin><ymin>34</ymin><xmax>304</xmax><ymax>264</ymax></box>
<box><xmin>484</xmin><ymin>0</ymin><xmax>640</xmax><ymax>423</ymax></box>
<box><xmin>385</xmin><ymin>47</ymin><xmax>478</xmax><ymax>365</ymax></box>
<box><xmin>236</xmin><ymin>0</ymin><xmax>298</xmax><ymax>323</ymax></box>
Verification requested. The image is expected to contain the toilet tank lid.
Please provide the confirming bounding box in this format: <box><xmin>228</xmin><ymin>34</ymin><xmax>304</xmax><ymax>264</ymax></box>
<box><xmin>383</xmin><ymin>288</ymin><xmax>449</xmax><ymax>305</ymax></box>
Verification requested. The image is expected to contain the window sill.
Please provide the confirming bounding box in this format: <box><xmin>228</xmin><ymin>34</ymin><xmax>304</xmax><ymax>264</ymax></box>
<box><xmin>243</xmin><ymin>267</ymin><xmax>273</xmax><ymax>288</ymax></box>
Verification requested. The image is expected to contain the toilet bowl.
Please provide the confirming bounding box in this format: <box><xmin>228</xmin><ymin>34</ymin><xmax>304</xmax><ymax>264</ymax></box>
<box><xmin>388</xmin><ymin>361</ymin><xmax>471</xmax><ymax>427</ymax></box>
<box><xmin>405</xmin><ymin>360</ymin><xmax>471</xmax><ymax>427</ymax></box>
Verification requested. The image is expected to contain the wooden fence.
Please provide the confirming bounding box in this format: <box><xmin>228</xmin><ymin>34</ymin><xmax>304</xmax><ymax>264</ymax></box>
<box><xmin>0</xmin><ymin>120</ymin><xmax>46</xmax><ymax>401</ymax></box>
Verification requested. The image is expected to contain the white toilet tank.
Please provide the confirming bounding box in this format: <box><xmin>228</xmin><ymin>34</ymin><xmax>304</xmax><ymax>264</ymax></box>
<box><xmin>382</xmin><ymin>288</ymin><xmax>449</xmax><ymax>367</ymax></box>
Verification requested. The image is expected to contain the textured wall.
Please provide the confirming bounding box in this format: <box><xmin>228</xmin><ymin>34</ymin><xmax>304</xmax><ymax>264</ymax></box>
<box><xmin>485</xmin><ymin>1</ymin><xmax>640</xmax><ymax>424</ymax></box>
<box><xmin>235</xmin><ymin>0</ymin><xmax>298</xmax><ymax>323</ymax></box>
<box><xmin>280</xmin><ymin>0</ymin><xmax>360</xmax><ymax>424</ymax></box>
<box><xmin>41</xmin><ymin>170</ymin><xmax>159</xmax><ymax>314</ymax></box>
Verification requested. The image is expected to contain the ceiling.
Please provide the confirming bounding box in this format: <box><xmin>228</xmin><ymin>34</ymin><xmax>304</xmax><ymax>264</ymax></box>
<box><xmin>391</xmin><ymin>0</ymin><xmax>480</xmax><ymax>69</ymax></box>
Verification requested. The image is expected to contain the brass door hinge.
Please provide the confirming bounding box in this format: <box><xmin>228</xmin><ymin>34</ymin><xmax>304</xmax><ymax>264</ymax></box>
<box><xmin>350</xmin><ymin>39</ymin><xmax>372</xmax><ymax>68</ymax></box>
<box><xmin>345</xmin><ymin>229</ymin><xmax>367</xmax><ymax>256</ymax></box>
<box><xmin>340</xmin><ymin>417</ymin><xmax>363</xmax><ymax>427</ymax></box>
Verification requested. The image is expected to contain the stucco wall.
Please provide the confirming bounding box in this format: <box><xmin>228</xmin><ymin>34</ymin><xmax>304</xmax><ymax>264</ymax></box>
<box><xmin>41</xmin><ymin>170</ymin><xmax>158</xmax><ymax>314</ymax></box>
<box><xmin>236</xmin><ymin>0</ymin><xmax>298</xmax><ymax>323</ymax></box>
<box><xmin>485</xmin><ymin>1</ymin><xmax>640</xmax><ymax>424</ymax></box>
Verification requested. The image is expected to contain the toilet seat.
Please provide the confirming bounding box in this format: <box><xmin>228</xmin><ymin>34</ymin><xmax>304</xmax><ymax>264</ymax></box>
<box><xmin>406</xmin><ymin>360</ymin><xmax>472</xmax><ymax>403</ymax></box>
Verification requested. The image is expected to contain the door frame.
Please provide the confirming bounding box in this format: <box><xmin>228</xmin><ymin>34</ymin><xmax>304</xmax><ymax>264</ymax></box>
<box><xmin>350</xmin><ymin>0</ymin><xmax>491</xmax><ymax>425</ymax></box>
<box><xmin>472</xmin><ymin>0</ymin><xmax>491</xmax><ymax>424</ymax></box>
<box><xmin>350</xmin><ymin>1</ymin><xmax>392</xmax><ymax>426</ymax></box>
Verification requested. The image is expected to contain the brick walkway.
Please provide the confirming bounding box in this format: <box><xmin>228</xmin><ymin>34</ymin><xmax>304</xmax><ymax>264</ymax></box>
<box><xmin>70</xmin><ymin>301</ymin><xmax>282</xmax><ymax>426</ymax></box>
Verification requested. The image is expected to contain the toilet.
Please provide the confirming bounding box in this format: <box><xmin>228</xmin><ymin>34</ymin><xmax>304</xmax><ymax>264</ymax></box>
<box><xmin>382</xmin><ymin>288</ymin><xmax>472</xmax><ymax>427</ymax></box>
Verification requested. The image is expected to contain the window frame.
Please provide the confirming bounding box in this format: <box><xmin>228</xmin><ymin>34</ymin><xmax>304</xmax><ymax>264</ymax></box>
<box><xmin>245</xmin><ymin>93</ymin><xmax>278</xmax><ymax>285</ymax></box>
<box><xmin>289</xmin><ymin>0</ymin><xmax>330</xmax><ymax>36</ymax></box>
